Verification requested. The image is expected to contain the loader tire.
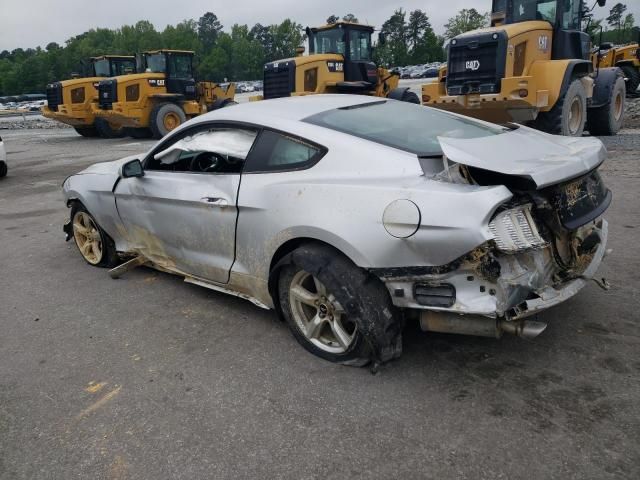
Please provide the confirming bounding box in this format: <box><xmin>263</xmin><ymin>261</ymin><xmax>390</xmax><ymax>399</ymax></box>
<box><xmin>207</xmin><ymin>98</ymin><xmax>238</xmax><ymax>112</ymax></box>
<box><xmin>535</xmin><ymin>78</ymin><xmax>587</xmax><ymax>136</ymax></box>
<box><xmin>150</xmin><ymin>102</ymin><xmax>187</xmax><ymax>139</ymax></box>
<box><xmin>620</xmin><ymin>65</ymin><xmax>639</xmax><ymax>94</ymax></box>
<box><xmin>95</xmin><ymin>118</ymin><xmax>125</xmax><ymax>139</ymax></box>
<box><xmin>74</xmin><ymin>126</ymin><xmax>99</xmax><ymax>138</ymax></box>
<box><xmin>400</xmin><ymin>90</ymin><xmax>420</xmax><ymax>104</ymax></box>
<box><xmin>587</xmin><ymin>74</ymin><xmax>625</xmax><ymax>136</ymax></box>
<box><xmin>124</xmin><ymin>128</ymin><xmax>152</xmax><ymax>139</ymax></box>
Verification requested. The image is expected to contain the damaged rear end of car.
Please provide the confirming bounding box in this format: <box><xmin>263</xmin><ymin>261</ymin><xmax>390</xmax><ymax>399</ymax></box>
<box><xmin>374</xmin><ymin>127</ymin><xmax>611</xmax><ymax>340</ymax></box>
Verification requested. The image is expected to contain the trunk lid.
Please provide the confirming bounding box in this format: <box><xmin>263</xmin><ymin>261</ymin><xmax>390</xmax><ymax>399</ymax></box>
<box><xmin>438</xmin><ymin>126</ymin><xmax>606</xmax><ymax>189</ymax></box>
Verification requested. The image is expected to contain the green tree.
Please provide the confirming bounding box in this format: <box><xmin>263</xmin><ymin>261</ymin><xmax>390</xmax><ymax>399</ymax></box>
<box><xmin>198</xmin><ymin>12</ymin><xmax>223</xmax><ymax>50</ymax></box>
<box><xmin>377</xmin><ymin>9</ymin><xmax>409</xmax><ymax>66</ymax></box>
<box><xmin>326</xmin><ymin>15</ymin><xmax>339</xmax><ymax>25</ymax></box>
<box><xmin>444</xmin><ymin>8</ymin><xmax>489</xmax><ymax>39</ymax></box>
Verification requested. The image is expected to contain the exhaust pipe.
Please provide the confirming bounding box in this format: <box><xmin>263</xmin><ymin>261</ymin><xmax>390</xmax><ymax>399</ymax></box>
<box><xmin>419</xmin><ymin>311</ymin><xmax>547</xmax><ymax>339</ymax></box>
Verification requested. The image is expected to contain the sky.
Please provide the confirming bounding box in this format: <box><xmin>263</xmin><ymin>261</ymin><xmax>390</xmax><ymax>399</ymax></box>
<box><xmin>1</xmin><ymin>0</ymin><xmax>638</xmax><ymax>51</ymax></box>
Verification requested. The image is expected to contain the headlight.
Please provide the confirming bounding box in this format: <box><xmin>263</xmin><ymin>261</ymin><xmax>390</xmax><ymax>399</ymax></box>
<box><xmin>489</xmin><ymin>204</ymin><xmax>547</xmax><ymax>253</ymax></box>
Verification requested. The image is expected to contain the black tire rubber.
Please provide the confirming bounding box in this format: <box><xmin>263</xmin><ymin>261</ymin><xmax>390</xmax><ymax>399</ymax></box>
<box><xmin>277</xmin><ymin>243</ymin><xmax>402</xmax><ymax>367</ymax></box>
<box><xmin>401</xmin><ymin>90</ymin><xmax>420</xmax><ymax>104</ymax></box>
<box><xmin>535</xmin><ymin>78</ymin><xmax>587</xmax><ymax>136</ymax></box>
<box><xmin>207</xmin><ymin>98</ymin><xmax>238</xmax><ymax>112</ymax></box>
<box><xmin>124</xmin><ymin>127</ymin><xmax>152</xmax><ymax>139</ymax></box>
<box><xmin>587</xmin><ymin>74</ymin><xmax>626</xmax><ymax>136</ymax></box>
<box><xmin>70</xmin><ymin>202</ymin><xmax>119</xmax><ymax>268</ymax></box>
<box><xmin>620</xmin><ymin>65</ymin><xmax>640</xmax><ymax>95</ymax></box>
<box><xmin>74</xmin><ymin>126</ymin><xmax>99</xmax><ymax>138</ymax></box>
<box><xmin>0</xmin><ymin>161</ymin><xmax>7</xmax><ymax>178</ymax></box>
<box><xmin>149</xmin><ymin>102</ymin><xmax>187</xmax><ymax>139</ymax></box>
<box><xmin>95</xmin><ymin>118</ymin><xmax>125</xmax><ymax>138</ymax></box>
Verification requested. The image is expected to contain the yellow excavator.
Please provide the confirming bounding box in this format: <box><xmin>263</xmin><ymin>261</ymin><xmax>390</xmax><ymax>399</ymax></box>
<box><xmin>422</xmin><ymin>0</ymin><xmax>626</xmax><ymax>136</ymax></box>
<box><xmin>93</xmin><ymin>50</ymin><xmax>236</xmax><ymax>139</ymax></box>
<box><xmin>594</xmin><ymin>40</ymin><xmax>640</xmax><ymax>94</ymax></box>
<box><xmin>43</xmin><ymin>56</ymin><xmax>136</xmax><ymax>137</ymax></box>
<box><xmin>256</xmin><ymin>21</ymin><xmax>418</xmax><ymax>103</ymax></box>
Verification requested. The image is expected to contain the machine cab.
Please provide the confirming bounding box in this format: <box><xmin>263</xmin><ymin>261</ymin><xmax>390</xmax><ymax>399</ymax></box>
<box><xmin>494</xmin><ymin>0</ymin><xmax>597</xmax><ymax>60</ymax></box>
<box><xmin>139</xmin><ymin>50</ymin><xmax>197</xmax><ymax>100</ymax></box>
<box><xmin>306</xmin><ymin>22</ymin><xmax>378</xmax><ymax>86</ymax></box>
<box><xmin>91</xmin><ymin>56</ymin><xmax>136</xmax><ymax>77</ymax></box>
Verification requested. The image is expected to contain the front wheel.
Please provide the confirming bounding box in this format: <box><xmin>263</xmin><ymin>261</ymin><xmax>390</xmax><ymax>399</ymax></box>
<box><xmin>535</xmin><ymin>78</ymin><xmax>587</xmax><ymax>136</ymax></box>
<box><xmin>277</xmin><ymin>244</ymin><xmax>402</xmax><ymax>366</ymax></box>
<box><xmin>95</xmin><ymin>118</ymin><xmax>125</xmax><ymax>138</ymax></box>
<box><xmin>74</xmin><ymin>126</ymin><xmax>99</xmax><ymax>138</ymax></box>
<box><xmin>149</xmin><ymin>102</ymin><xmax>187</xmax><ymax>139</ymax></box>
<box><xmin>70</xmin><ymin>203</ymin><xmax>119</xmax><ymax>268</ymax></box>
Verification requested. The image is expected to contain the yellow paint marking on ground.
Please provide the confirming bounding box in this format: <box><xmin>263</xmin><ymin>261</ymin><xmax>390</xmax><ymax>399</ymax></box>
<box><xmin>109</xmin><ymin>455</ymin><xmax>128</xmax><ymax>480</ymax></box>
<box><xmin>85</xmin><ymin>381</ymin><xmax>107</xmax><ymax>394</ymax></box>
<box><xmin>75</xmin><ymin>386</ymin><xmax>122</xmax><ymax>420</ymax></box>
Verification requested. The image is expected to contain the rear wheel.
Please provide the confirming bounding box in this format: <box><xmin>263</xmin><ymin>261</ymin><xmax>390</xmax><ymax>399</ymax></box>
<box><xmin>74</xmin><ymin>126</ymin><xmax>99</xmax><ymax>138</ymax></box>
<box><xmin>95</xmin><ymin>118</ymin><xmax>125</xmax><ymax>138</ymax></box>
<box><xmin>70</xmin><ymin>203</ymin><xmax>119</xmax><ymax>268</ymax></box>
<box><xmin>587</xmin><ymin>74</ymin><xmax>625</xmax><ymax>136</ymax></box>
<box><xmin>400</xmin><ymin>90</ymin><xmax>420</xmax><ymax>104</ymax></box>
<box><xmin>150</xmin><ymin>102</ymin><xmax>187</xmax><ymax>139</ymax></box>
<box><xmin>620</xmin><ymin>65</ymin><xmax>640</xmax><ymax>94</ymax></box>
<box><xmin>0</xmin><ymin>161</ymin><xmax>7</xmax><ymax>178</ymax></box>
<box><xmin>535</xmin><ymin>78</ymin><xmax>587</xmax><ymax>136</ymax></box>
<box><xmin>277</xmin><ymin>244</ymin><xmax>402</xmax><ymax>366</ymax></box>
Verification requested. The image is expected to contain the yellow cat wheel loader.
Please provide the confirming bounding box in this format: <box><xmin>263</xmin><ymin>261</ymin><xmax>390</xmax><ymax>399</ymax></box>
<box><xmin>256</xmin><ymin>22</ymin><xmax>416</xmax><ymax>103</ymax></box>
<box><xmin>94</xmin><ymin>50</ymin><xmax>236</xmax><ymax>139</ymax></box>
<box><xmin>422</xmin><ymin>0</ymin><xmax>626</xmax><ymax>137</ymax></box>
<box><xmin>594</xmin><ymin>39</ymin><xmax>640</xmax><ymax>94</ymax></box>
<box><xmin>42</xmin><ymin>56</ymin><xmax>136</xmax><ymax>138</ymax></box>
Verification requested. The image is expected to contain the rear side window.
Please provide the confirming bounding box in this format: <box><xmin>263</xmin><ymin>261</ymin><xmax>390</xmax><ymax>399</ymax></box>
<box><xmin>244</xmin><ymin>130</ymin><xmax>325</xmax><ymax>173</ymax></box>
<box><xmin>304</xmin><ymin>100</ymin><xmax>507</xmax><ymax>156</ymax></box>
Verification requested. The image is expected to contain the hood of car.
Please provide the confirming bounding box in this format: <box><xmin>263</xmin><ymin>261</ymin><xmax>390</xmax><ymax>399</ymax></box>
<box><xmin>76</xmin><ymin>155</ymin><xmax>140</xmax><ymax>176</ymax></box>
<box><xmin>438</xmin><ymin>127</ymin><xmax>606</xmax><ymax>189</ymax></box>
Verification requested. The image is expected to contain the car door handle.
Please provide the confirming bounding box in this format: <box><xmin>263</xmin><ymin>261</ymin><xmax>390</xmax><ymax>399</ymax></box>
<box><xmin>200</xmin><ymin>197</ymin><xmax>229</xmax><ymax>207</ymax></box>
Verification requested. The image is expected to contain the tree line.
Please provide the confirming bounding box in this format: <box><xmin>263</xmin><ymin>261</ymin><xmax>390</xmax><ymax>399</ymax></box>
<box><xmin>0</xmin><ymin>3</ymin><xmax>636</xmax><ymax>96</ymax></box>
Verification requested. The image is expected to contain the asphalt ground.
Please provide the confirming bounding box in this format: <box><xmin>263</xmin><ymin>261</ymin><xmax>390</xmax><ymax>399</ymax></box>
<box><xmin>0</xmin><ymin>120</ymin><xmax>639</xmax><ymax>479</ymax></box>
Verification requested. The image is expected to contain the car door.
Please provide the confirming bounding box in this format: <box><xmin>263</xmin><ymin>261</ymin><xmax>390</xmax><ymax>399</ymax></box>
<box><xmin>113</xmin><ymin>124</ymin><xmax>258</xmax><ymax>284</ymax></box>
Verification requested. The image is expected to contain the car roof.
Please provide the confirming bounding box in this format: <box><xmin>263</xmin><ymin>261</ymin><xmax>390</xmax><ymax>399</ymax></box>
<box><xmin>191</xmin><ymin>95</ymin><xmax>382</xmax><ymax>128</ymax></box>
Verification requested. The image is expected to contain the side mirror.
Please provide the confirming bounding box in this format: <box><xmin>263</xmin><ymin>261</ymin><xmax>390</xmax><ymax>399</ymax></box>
<box><xmin>121</xmin><ymin>159</ymin><xmax>144</xmax><ymax>178</ymax></box>
<box><xmin>597</xmin><ymin>0</ymin><xmax>606</xmax><ymax>7</ymax></box>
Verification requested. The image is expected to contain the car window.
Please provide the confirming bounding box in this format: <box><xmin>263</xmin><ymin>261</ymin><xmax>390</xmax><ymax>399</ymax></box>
<box><xmin>244</xmin><ymin>130</ymin><xmax>325</xmax><ymax>173</ymax></box>
<box><xmin>146</xmin><ymin>128</ymin><xmax>258</xmax><ymax>174</ymax></box>
<box><xmin>303</xmin><ymin>100</ymin><xmax>507</xmax><ymax>156</ymax></box>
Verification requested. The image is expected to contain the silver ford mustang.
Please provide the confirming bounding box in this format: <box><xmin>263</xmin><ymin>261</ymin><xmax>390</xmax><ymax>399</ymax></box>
<box><xmin>62</xmin><ymin>95</ymin><xmax>611</xmax><ymax>366</ymax></box>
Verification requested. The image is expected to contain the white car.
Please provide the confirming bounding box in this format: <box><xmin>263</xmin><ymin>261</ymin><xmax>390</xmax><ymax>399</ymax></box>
<box><xmin>0</xmin><ymin>135</ymin><xmax>7</xmax><ymax>178</ymax></box>
<box><xmin>62</xmin><ymin>95</ymin><xmax>611</xmax><ymax>366</ymax></box>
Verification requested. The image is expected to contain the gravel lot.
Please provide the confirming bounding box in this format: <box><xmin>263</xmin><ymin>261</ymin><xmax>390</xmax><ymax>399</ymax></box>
<box><xmin>0</xmin><ymin>102</ymin><xmax>639</xmax><ymax>479</ymax></box>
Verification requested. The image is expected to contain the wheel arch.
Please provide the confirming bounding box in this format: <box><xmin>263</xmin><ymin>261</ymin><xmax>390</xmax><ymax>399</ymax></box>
<box><xmin>590</xmin><ymin>67</ymin><xmax>624</xmax><ymax>109</ymax></box>
<box><xmin>266</xmin><ymin>236</ymin><xmax>367</xmax><ymax>318</ymax></box>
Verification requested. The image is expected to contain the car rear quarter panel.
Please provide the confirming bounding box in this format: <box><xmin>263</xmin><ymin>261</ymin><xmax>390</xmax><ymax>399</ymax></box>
<box><xmin>233</xmin><ymin>129</ymin><xmax>513</xmax><ymax>295</ymax></box>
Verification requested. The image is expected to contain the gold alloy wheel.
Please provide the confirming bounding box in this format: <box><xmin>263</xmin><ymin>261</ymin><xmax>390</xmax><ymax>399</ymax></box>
<box><xmin>72</xmin><ymin>211</ymin><xmax>103</xmax><ymax>265</ymax></box>
<box><xmin>162</xmin><ymin>112</ymin><xmax>181</xmax><ymax>131</ymax></box>
<box><xmin>568</xmin><ymin>96</ymin><xmax>583</xmax><ymax>135</ymax></box>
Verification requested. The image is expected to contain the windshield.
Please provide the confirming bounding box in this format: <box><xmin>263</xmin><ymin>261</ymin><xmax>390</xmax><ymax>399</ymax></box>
<box><xmin>304</xmin><ymin>101</ymin><xmax>507</xmax><ymax>155</ymax></box>
<box><xmin>93</xmin><ymin>59</ymin><xmax>111</xmax><ymax>77</ymax></box>
<box><xmin>508</xmin><ymin>0</ymin><xmax>557</xmax><ymax>24</ymax></box>
<box><xmin>312</xmin><ymin>28</ymin><xmax>346</xmax><ymax>55</ymax></box>
<box><xmin>112</xmin><ymin>59</ymin><xmax>135</xmax><ymax>76</ymax></box>
<box><xmin>145</xmin><ymin>53</ymin><xmax>166</xmax><ymax>73</ymax></box>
